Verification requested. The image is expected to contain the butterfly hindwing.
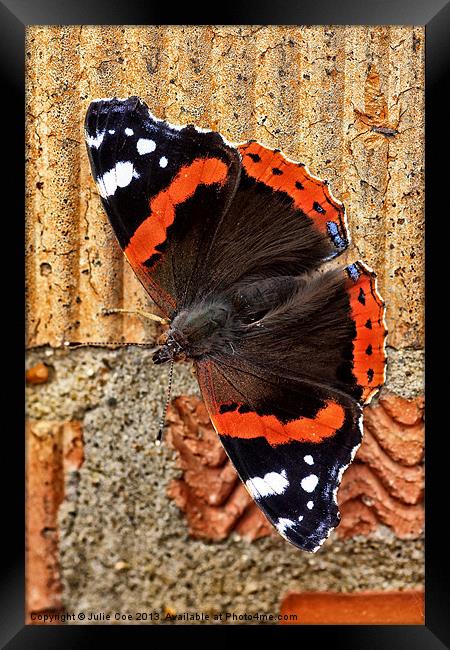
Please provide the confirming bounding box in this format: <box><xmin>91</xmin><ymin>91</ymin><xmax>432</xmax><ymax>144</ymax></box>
<box><xmin>344</xmin><ymin>261</ymin><xmax>387</xmax><ymax>403</ymax></box>
<box><xmin>211</xmin><ymin>264</ymin><xmax>386</xmax><ymax>408</ymax></box>
<box><xmin>196</xmin><ymin>360</ymin><xmax>362</xmax><ymax>551</ymax></box>
<box><xmin>194</xmin><ymin>261</ymin><xmax>386</xmax><ymax>551</ymax></box>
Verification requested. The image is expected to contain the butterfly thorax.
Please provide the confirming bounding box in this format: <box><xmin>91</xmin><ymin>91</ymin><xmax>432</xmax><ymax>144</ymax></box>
<box><xmin>153</xmin><ymin>299</ymin><xmax>233</xmax><ymax>364</ymax></box>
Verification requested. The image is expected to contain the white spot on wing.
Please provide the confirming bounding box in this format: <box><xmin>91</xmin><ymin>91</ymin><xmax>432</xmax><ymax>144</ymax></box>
<box><xmin>307</xmin><ymin>500</ymin><xmax>314</xmax><ymax>509</ymax></box>
<box><xmin>137</xmin><ymin>138</ymin><xmax>156</xmax><ymax>155</ymax></box>
<box><xmin>301</xmin><ymin>474</ymin><xmax>318</xmax><ymax>493</ymax></box>
<box><xmin>96</xmin><ymin>161</ymin><xmax>138</xmax><ymax>198</ymax></box>
<box><xmin>246</xmin><ymin>469</ymin><xmax>289</xmax><ymax>499</ymax></box>
<box><xmin>91</xmin><ymin>97</ymin><xmax>130</xmax><ymax>103</ymax></box>
<box><xmin>97</xmin><ymin>168</ymin><xmax>116</xmax><ymax>198</ymax></box>
<box><xmin>276</xmin><ymin>517</ymin><xmax>295</xmax><ymax>535</ymax></box>
<box><xmin>108</xmin><ymin>129</ymin><xmax>115</xmax><ymax>134</ymax></box>
<box><xmin>159</xmin><ymin>156</ymin><xmax>168</xmax><ymax>168</ymax></box>
<box><xmin>115</xmin><ymin>161</ymin><xmax>135</xmax><ymax>187</ymax></box>
<box><xmin>86</xmin><ymin>130</ymin><xmax>105</xmax><ymax>149</ymax></box>
<box><xmin>275</xmin><ymin>515</ymin><xmax>303</xmax><ymax>538</ymax></box>
<box><xmin>304</xmin><ymin>455</ymin><xmax>314</xmax><ymax>465</ymax></box>
<box><xmin>125</xmin><ymin>127</ymin><xmax>134</xmax><ymax>136</ymax></box>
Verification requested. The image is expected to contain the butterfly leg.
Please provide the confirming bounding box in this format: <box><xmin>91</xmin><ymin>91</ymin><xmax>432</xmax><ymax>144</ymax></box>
<box><xmin>101</xmin><ymin>307</ymin><xmax>169</xmax><ymax>325</ymax></box>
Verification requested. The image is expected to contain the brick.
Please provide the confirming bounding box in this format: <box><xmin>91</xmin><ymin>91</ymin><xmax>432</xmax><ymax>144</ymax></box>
<box><xmin>335</xmin><ymin>393</ymin><xmax>425</xmax><ymax>538</ymax></box>
<box><xmin>337</xmin><ymin>500</ymin><xmax>379</xmax><ymax>538</ymax></box>
<box><xmin>337</xmin><ymin>465</ymin><xmax>423</xmax><ymax>539</ymax></box>
<box><xmin>353</xmin><ymin>428</ymin><xmax>423</xmax><ymax>504</ymax></box>
<box><xmin>26</xmin><ymin>420</ymin><xmax>83</xmax><ymax>623</ymax></box>
<box><xmin>26</xmin><ymin>26</ymin><xmax>423</xmax><ymax>349</ymax></box>
<box><xmin>26</xmin><ymin>363</ymin><xmax>49</xmax><ymax>385</ymax></box>
<box><xmin>379</xmin><ymin>391</ymin><xmax>425</xmax><ymax>426</ymax></box>
<box><xmin>363</xmin><ymin>394</ymin><xmax>424</xmax><ymax>466</ymax></box>
<box><xmin>280</xmin><ymin>591</ymin><xmax>424</xmax><ymax>624</ymax></box>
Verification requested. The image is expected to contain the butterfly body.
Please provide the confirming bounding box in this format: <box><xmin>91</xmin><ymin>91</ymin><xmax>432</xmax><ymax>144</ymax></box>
<box><xmin>155</xmin><ymin>273</ymin><xmax>308</xmax><ymax>363</ymax></box>
<box><xmin>85</xmin><ymin>96</ymin><xmax>387</xmax><ymax>552</ymax></box>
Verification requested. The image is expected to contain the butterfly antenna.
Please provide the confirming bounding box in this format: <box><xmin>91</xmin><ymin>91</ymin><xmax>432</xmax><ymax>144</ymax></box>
<box><xmin>64</xmin><ymin>341</ymin><xmax>157</xmax><ymax>350</ymax></box>
<box><xmin>156</xmin><ymin>357</ymin><xmax>174</xmax><ymax>446</ymax></box>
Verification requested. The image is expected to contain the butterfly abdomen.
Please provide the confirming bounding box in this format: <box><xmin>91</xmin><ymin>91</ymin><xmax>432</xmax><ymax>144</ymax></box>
<box><xmin>231</xmin><ymin>275</ymin><xmax>298</xmax><ymax>324</ymax></box>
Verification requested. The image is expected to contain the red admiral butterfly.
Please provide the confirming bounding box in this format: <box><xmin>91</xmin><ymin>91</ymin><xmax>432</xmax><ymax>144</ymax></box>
<box><xmin>85</xmin><ymin>96</ymin><xmax>387</xmax><ymax>552</ymax></box>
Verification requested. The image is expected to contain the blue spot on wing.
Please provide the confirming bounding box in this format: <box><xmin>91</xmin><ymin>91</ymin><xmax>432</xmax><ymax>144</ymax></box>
<box><xmin>346</xmin><ymin>263</ymin><xmax>360</xmax><ymax>283</ymax></box>
<box><xmin>326</xmin><ymin>221</ymin><xmax>346</xmax><ymax>250</ymax></box>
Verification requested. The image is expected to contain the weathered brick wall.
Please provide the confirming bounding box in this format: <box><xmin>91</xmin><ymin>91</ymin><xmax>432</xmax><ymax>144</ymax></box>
<box><xmin>26</xmin><ymin>25</ymin><xmax>423</xmax><ymax>349</ymax></box>
<box><xmin>25</xmin><ymin>25</ymin><xmax>424</xmax><ymax>624</ymax></box>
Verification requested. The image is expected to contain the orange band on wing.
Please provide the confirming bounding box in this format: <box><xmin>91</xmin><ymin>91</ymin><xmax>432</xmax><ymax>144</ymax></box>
<box><xmin>211</xmin><ymin>400</ymin><xmax>345</xmax><ymax>447</ymax></box>
<box><xmin>125</xmin><ymin>157</ymin><xmax>228</xmax><ymax>266</ymax></box>
<box><xmin>238</xmin><ymin>142</ymin><xmax>346</xmax><ymax>238</ymax></box>
<box><xmin>346</xmin><ymin>265</ymin><xmax>387</xmax><ymax>402</ymax></box>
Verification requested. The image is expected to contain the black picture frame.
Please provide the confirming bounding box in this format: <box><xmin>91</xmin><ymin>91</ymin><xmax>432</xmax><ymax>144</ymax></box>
<box><xmin>5</xmin><ymin>0</ymin><xmax>449</xmax><ymax>646</ymax></box>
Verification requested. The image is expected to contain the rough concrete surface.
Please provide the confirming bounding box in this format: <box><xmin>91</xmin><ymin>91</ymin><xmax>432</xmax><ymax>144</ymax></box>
<box><xmin>26</xmin><ymin>347</ymin><xmax>423</xmax><ymax>623</ymax></box>
<box><xmin>384</xmin><ymin>348</ymin><xmax>424</xmax><ymax>398</ymax></box>
<box><xmin>26</xmin><ymin>25</ymin><xmax>424</xmax><ymax>349</ymax></box>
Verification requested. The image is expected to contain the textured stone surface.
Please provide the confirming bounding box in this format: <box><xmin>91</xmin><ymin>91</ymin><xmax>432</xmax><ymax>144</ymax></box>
<box><xmin>26</xmin><ymin>25</ymin><xmax>424</xmax><ymax>349</ymax></box>
<box><xmin>25</xmin><ymin>346</ymin><xmax>424</xmax><ymax>623</ymax></box>
<box><xmin>384</xmin><ymin>348</ymin><xmax>424</xmax><ymax>398</ymax></box>
<box><xmin>280</xmin><ymin>590</ymin><xmax>424</xmax><ymax>624</ymax></box>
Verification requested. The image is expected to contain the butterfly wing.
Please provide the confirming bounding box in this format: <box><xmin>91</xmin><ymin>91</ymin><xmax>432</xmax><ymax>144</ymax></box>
<box><xmin>237</xmin><ymin>142</ymin><xmax>348</xmax><ymax>253</ymax></box>
<box><xmin>344</xmin><ymin>262</ymin><xmax>387</xmax><ymax>403</ymax></box>
<box><xmin>84</xmin><ymin>96</ymin><xmax>241</xmax><ymax>316</ymax></box>
<box><xmin>196</xmin><ymin>263</ymin><xmax>386</xmax><ymax>551</ymax></box>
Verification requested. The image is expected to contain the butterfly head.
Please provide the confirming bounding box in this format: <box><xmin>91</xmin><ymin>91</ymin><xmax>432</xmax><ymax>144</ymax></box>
<box><xmin>152</xmin><ymin>299</ymin><xmax>232</xmax><ymax>364</ymax></box>
<box><xmin>152</xmin><ymin>332</ymin><xmax>186</xmax><ymax>364</ymax></box>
